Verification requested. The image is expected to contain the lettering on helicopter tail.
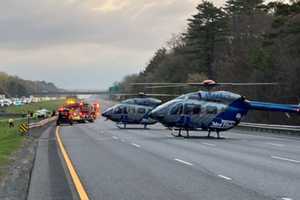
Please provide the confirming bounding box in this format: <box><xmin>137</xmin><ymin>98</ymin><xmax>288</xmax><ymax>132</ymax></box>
<box><xmin>210</xmin><ymin>119</ymin><xmax>236</xmax><ymax>129</ymax></box>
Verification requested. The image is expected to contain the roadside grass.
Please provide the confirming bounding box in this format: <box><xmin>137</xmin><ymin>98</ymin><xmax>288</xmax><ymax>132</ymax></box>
<box><xmin>0</xmin><ymin>120</ymin><xmax>25</xmax><ymax>172</ymax></box>
<box><xmin>3</xmin><ymin>100</ymin><xmax>64</xmax><ymax>115</ymax></box>
<box><xmin>0</xmin><ymin>100</ymin><xmax>64</xmax><ymax>177</ymax></box>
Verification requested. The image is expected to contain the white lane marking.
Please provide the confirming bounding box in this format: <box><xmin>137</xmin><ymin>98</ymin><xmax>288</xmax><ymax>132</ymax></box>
<box><xmin>271</xmin><ymin>156</ymin><xmax>300</xmax><ymax>164</ymax></box>
<box><xmin>282</xmin><ymin>197</ymin><xmax>293</xmax><ymax>200</ymax></box>
<box><xmin>174</xmin><ymin>158</ymin><xmax>193</xmax><ymax>166</ymax></box>
<box><xmin>266</xmin><ymin>142</ymin><xmax>284</xmax><ymax>147</ymax></box>
<box><xmin>112</xmin><ymin>136</ymin><xmax>119</xmax><ymax>140</ymax></box>
<box><xmin>218</xmin><ymin>175</ymin><xmax>232</xmax><ymax>181</ymax></box>
<box><xmin>202</xmin><ymin>142</ymin><xmax>216</xmax><ymax>147</ymax></box>
<box><xmin>131</xmin><ymin>143</ymin><xmax>141</xmax><ymax>148</ymax></box>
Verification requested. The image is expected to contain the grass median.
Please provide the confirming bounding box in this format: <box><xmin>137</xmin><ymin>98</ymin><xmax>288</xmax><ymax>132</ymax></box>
<box><xmin>0</xmin><ymin>120</ymin><xmax>25</xmax><ymax>172</ymax></box>
<box><xmin>0</xmin><ymin>100</ymin><xmax>64</xmax><ymax>177</ymax></box>
<box><xmin>3</xmin><ymin>99</ymin><xmax>64</xmax><ymax>114</ymax></box>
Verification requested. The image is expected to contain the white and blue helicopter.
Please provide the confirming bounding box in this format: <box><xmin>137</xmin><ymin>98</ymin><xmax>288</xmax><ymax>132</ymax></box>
<box><xmin>133</xmin><ymin>80</ymin><xmax>300</xmax><ymax>138</ymax></box>
<box><xmin>102</xmin><ymin>93</ymin><xmax>177</xmax><ymax>129</ymax></box>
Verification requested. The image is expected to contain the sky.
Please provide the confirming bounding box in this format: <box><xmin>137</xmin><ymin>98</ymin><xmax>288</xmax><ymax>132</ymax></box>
<box><xmin>0</xmin><ymin>0</ymin><xmax>225</xmax><ymax>90</ymax></box>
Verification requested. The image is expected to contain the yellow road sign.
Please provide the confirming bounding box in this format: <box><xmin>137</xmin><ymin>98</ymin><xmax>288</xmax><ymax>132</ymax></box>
<box><xmin>19</xmin><ymin>123</ymin><xmax>29</xmax><ymax>134</ymax></box>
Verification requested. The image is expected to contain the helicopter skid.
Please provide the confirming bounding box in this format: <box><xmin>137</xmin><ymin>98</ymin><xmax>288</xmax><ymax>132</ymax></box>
<box><xmin>116</xmin><ymin>123</ymin><xmax>150</xmax><ymax>130</ymax></box>
<box><xmin>169</xmin><ymin>128</ymin><xmax>223</xmax><ymax>139</ymax></box>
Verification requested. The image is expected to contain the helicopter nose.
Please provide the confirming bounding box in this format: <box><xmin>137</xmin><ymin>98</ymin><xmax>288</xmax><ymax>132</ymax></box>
<box><xmin>101</xmin><ymin>109</ymin><xmax>111</xmax><ymax>118</ymax></box>
<box><xmin>149</xmin><ymin>108</ymin><xmax>164</xmax><ymax>120</ymax></box>
<box><xmin>101</xmin><ymin>111</ymin><xmax>108</xmax><ymax>118</ymax></box>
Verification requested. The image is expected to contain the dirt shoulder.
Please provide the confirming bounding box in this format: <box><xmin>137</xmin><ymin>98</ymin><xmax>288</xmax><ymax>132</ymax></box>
<box><xmin>0</xmin><ymin>124</ymin><xmax>52</xmax><ymax>200</ymax></box>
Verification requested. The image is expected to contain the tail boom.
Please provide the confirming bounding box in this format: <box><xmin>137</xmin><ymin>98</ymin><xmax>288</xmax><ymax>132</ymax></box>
<box><xmin>248</xmin><ymin>101</ymin><xmax>300</xmax><ymax>114</ymax></box>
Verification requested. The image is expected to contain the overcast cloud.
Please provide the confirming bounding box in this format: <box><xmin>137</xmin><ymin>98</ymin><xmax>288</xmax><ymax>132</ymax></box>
<box><xmin>0</xmin><ymin>0</ymin><xmax>225</xmax><ymax>89</ymax></box>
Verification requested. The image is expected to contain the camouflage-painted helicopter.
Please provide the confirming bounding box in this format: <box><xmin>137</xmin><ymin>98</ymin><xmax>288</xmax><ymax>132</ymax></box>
<box><xmin>102</xmin><ymin>93</ymin><xmax>177</xmax><ymax>129</ymax></box>
<box><xmin>133</xmin><ymin>80</ymin><xmax>300</xmax><ymax>138</ymax></box>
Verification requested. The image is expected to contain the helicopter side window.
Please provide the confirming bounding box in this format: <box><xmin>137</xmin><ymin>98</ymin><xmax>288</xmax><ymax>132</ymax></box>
<box><xmin>128</xmin><ymin>106</ymin><xmax>136</xmax><ymax>114</ymax></box>
<box><xmin>206</xmin><ymin>106</ymin><xmax>218</xmax><ymax>114</ymax></box>
<box><xmin>113</xmin><ymin>106</ymin><xmax>122</xmax><ymax>114</ymax></box>
<box><xmin>184</xmin><ymin>104</ymin><xmax>194</xmax><ymax>115</ymax></box>
<box><xmin>193</xmin><ymin>105</ymin><xmax>202</xmax><ymax>115</ymax></box>
<box><xmin>170</xmin><ymin>103</ymin><xmax>183</xmax><ymax>115</ymax></box>
<box><xmin>137</xmin><ymin>108</ymin><xmax>146</xmax><ymax>114</ymax></box>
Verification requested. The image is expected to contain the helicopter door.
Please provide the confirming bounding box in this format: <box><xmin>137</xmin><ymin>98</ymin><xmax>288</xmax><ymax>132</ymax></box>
<box><xmin>190</xmin><ymin>104</ymin><xmax>202</xmax><ymax>128</ymax></box>
<box><xmin>169</xmin><ymin>103</ymin><xmax>183</xmax><ymax>126</ymax></box>
<box><xmin>136</xmin><ymin>107</ymin><xmax>147</xmax><ymax>123</ymax></box>
<box><xmin>128</xmin><ymin>106</ymin><xmax>137</xmax><ymax>123</ymax></box>
<box><xmin>120</xmin><ymin>106</ymin><xmax>129</xmax><ymax>123</ymax></box>
<box><xmin>182</xmin><ymin>104</ymin><xmax>194</xmax><ymax>128</ymax></box>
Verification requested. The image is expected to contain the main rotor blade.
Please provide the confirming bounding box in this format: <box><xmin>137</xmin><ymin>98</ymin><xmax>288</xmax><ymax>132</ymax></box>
<box><xmin>130</xmin><ymin>83</ymin><xmax>187</xmax><ymax>86</ymax></box>
<box><xmin>146</xmin><ymin>85</ymin><xmax>189</xmax><ymax>89</ymax></box>
<box><xmin>136</xmin><ymin>82</ymin><xmax>279</xmax><ymax>88</ymax></box>
<box><xmin>110</xmin><ymin>93</ymin><xmax>178</xmax><ymax>97</ymax></box>
<box><xmin>213</xmin><ymin>82</ymin><xmax>278</xmax><ymax>86</ymax></box>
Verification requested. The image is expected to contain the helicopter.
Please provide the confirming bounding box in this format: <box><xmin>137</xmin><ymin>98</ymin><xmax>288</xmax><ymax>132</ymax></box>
<box><xmin>133</xmin><ymin>80</ymin><xmax>300</xmax><ymax>138</ymax></box>
<box><xmin>102</xmin><ymin>92</ymin><xmax>177</xmax><ymax>129</ymax></box>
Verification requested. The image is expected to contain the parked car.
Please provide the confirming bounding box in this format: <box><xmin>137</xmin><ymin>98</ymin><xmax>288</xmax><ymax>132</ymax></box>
<box><xmin>34</xmin><ymin>109</ymin><xmax>52</xmax><ymax>118</ymax></box>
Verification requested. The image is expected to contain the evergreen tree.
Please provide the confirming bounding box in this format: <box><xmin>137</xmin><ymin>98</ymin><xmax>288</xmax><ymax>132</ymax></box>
<box><xmin>185</xmin><ymin>1</ymin><xmax>228</xmax><ymax>79</ymax></box>
<box><xmin>143</xmin><ymin>48</ymin><xmax>167</xmax><ymax>74</ymax></box>
<box><xmin>225</xmin><ymin>0</ymin><xmax>265</xmax><ymax>16</ymax></box>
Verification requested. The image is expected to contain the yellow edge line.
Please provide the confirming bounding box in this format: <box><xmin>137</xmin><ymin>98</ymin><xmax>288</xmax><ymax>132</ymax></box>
<box><xmin>55</xmin><ymin>126</ymin><xmax>90</xmax><ymax>200</ymax></box>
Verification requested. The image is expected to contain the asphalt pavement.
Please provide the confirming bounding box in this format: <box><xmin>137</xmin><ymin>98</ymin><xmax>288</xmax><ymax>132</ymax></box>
<box><xmin>27</xmin><ymin>125</ymin><xmax>74</xmax><ymax>200</ymax></box>
<box><xmin>28</xmin><ymin>101</ymin><xmax>300</xmax><ymax>200</ymax></box>
<box><xmin>58</xmin><ymin>115</ymin><xmax>300</xmax><ymax>200</ymax></box>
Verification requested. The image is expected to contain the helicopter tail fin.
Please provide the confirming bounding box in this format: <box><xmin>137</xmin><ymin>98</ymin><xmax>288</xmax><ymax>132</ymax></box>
<box><xmin>248</xmin><ymin>101</ymin><xmax>300</xmax><ymax>114</ymax></box>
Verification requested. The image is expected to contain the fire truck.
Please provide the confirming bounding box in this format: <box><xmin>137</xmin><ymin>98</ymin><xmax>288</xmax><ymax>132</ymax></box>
<box><xmin>62</xmin><ymin>97</ymin><xmax>100</xmax><ymax>123</ymax></box>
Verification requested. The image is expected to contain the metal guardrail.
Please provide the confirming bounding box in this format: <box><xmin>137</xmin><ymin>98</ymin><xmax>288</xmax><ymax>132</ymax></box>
<box><xmin>29</xmin><ymin>117</ymin><xmax>57</xmax><ymax>129</ymax></box>
<box><xmin>238</xmin><ymin>122</ymin><xmax>300</xmax><ymax>135</ymax></box>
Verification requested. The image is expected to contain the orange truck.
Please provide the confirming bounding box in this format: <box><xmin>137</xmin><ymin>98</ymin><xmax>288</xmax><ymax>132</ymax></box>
<box><xmin>61</xmin><ymin>97</ymin><xmax>101</xmax><ymax>123</ymax></box>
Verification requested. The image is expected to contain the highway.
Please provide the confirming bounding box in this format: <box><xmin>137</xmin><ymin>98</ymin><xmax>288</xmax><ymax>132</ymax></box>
<box><xmin>28</xmin><ymin>102</ymin><xmax>300</xmax><ymax>200</ymax></box>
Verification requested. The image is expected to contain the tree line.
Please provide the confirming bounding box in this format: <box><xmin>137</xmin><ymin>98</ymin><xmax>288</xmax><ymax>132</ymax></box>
<box><xmin>116</xmin><ymin>0</ymin><xmax>300</xmax><ymax>124</ymax></box>
<box><xmin>0</xmin><ymin>72</ymin><xmax>59</xmax><ymax>97</ymax></box>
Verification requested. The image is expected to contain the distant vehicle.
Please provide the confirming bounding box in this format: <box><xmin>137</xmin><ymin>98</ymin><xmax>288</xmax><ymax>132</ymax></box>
<box><xmin>3</xmin><ymin>99</ymin><xmax>12</xmax><ymax>106</ymax></box>
<box><xmin>56</xmin><ymin>108</ymin><xmax>73</xmax><ymax>126</ymax></box>
<box><xmin>34</xmin><ymin>109</ymin><xmax>51</xmax><ymax>118</ymax></box>
<box><xmin>93</xmin><ymin>102</ymin><xmax>101</xmax><ymax>118</ymax></box>
<box><xmin>13</xmin><ymin>99</ymin><xmax>24</xmax><ymax>106</ymax></box>
<box><xmin>102</xmin><ymin>93</ymin><xmax>176</xmax><ymax>128</ymax></box>
<box><xmin>136</xmin><ymin>80</ymin><xmax>300</xmax><ymax>138</ymax></box>
<box><xmin>70</xmin><ymin>107</ymin><xmax>84</xmax><ymax>123</ymax></box>
<box><xmin>0</xmin><ymin>100</ymin><xmax>4</xmax><ymax>107</ymax></box>
<box><xmin>81</xmin><ymin>103</ymin><xmax>97</xmax><ymax>122</ymax></box>
<box><xmin>62</xmin><ymin>97</ymin><xmax>97</xmax><ymax>123</ymax></box>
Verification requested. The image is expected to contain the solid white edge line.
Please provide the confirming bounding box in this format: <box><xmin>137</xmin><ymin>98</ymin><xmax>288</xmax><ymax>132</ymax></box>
<box><xmin>218</xmin><ymin>175</ymin><xmax>232</xmax><ymax>181</ymax></box>
<box><xmin>271</xmin><ymin>156</ymin><xmax>300</xmax><ymax>164</ymax></box>
<box><xmin>131</xmin><ymin>143</ymin><xmax>141</xmax><ymax>148</ymax></box>
<box><xmin>174</xmin><ymin>158</ymin><xmax>193</xmax><ymax>166</ymax></box>
<box><xmin>282</xmin><ymin>197</ymin><xmax>293</xmax><ymax>200</ymax></box>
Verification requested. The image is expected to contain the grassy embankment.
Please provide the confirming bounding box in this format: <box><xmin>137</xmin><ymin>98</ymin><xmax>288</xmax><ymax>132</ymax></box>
<box><xmin>0</xmin><ymin>100</ymin><xmax>64</xmax><ymax>174</ymax></box>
